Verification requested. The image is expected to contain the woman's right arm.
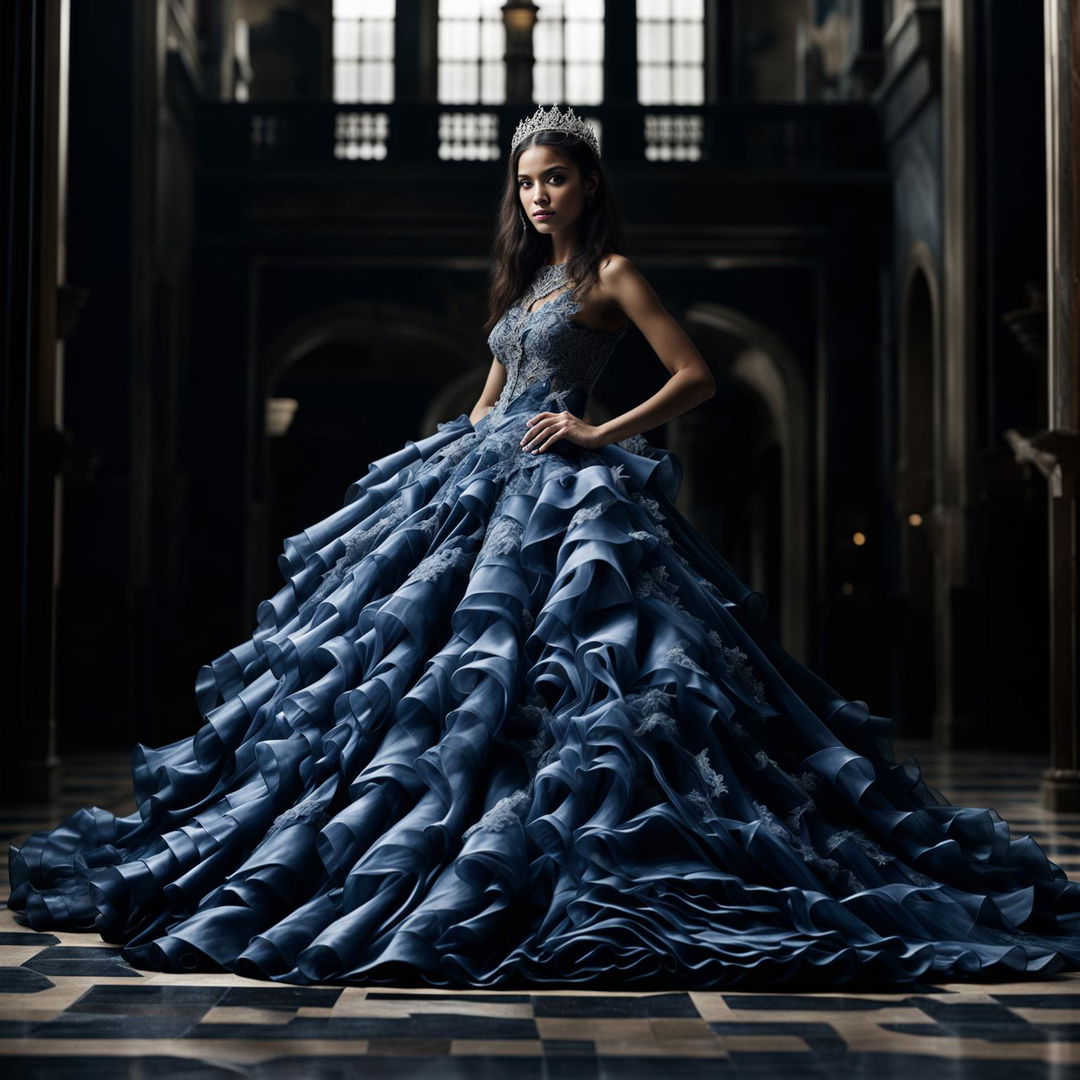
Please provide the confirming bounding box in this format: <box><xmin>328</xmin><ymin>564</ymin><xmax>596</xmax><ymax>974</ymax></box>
<box><xmin>469</xmin><ymin>355</ymin><xmax>506</xmax><ymax>424</ymax></box>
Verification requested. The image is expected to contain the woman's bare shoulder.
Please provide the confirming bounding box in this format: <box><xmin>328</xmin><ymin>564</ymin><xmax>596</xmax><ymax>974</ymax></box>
<box><xmin>596</xmin><ymin>254</ymin><xmax>643</xmax><ymax>305</ymax></box>
<box><xmin>598</xmin><ymin>252</ymin><xmax>635</xmax><ymax>276</ymax></box>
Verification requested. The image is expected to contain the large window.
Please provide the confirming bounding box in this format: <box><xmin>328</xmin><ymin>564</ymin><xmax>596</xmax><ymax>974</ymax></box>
<box><xmin>438</xmin><ymin>0</ymin><xmax>605</xmax><ymax>105</ymax></box>
<box><xmin>438</xmin><ymin>0</ymin><xmax>506</xmax><ymax>103</ymax></box>
<box><xmin>333</xmin><ymin>0</ymin><xmax>395</xmax><ymax>103</ymax></box>
<box><xmin>533</xmin><ymin>0</ymin><xmax>604</xmax><ymax>106</ymax></box>
<box><xmin>637</xmin><ymin>0</ymin><xmax>705</xmax><ymax>105</ymax></box>
<box><xmin>329</xmin><ymin>1</ymin><xmax>706</xmax><ymax>111</ymax></box>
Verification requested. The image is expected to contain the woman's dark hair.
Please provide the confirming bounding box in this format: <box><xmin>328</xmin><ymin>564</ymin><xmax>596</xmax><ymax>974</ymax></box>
<box><xmin>483</xmin><ymin>128</ymin><xmax>626</xmax><ymax>334</ymax></box>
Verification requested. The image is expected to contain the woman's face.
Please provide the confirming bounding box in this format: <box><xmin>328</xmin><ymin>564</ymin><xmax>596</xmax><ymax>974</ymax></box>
<box><xmin>516</xmin><ymin>144</ymin><xmax>596</xmax><ymax>238</ymax></box>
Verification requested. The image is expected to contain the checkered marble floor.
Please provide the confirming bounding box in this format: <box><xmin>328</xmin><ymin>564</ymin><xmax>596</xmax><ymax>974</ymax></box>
<box><xmin>1</xmin><ymin>744</ymin><xmax>1078</xmax><ymax>1078</ymax></box>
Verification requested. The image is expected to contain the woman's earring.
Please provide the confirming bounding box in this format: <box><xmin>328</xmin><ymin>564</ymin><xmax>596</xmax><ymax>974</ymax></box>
<box><xmin>519</xmin><ymin>210</ymin><xmax>528</xmax><ymax>233</ymax></box>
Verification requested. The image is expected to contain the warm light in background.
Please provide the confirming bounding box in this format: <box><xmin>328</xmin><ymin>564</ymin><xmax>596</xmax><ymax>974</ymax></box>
<box><xmin>265</xmin><ymin>397</ymin><xmax>299</xmax><ymax>437</ymax></box>
<box><xmin>501</xmin><ymin>0</ymin><xmax>539</xmax><ymax>35</ymax></box>
<box><xmin>907</xmin><ymin>512</ymin><xmax>923</xmax><ymax>526</ymax></box>
<box><xmin>852</xmin><ymin>531</ymin><xmax>866</xmax><ymax>546</ymax></box>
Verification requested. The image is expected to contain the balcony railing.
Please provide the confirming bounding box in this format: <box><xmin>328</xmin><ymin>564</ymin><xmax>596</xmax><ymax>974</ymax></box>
<box><xmin>198</xmin><ymin>101</ymin><xmax>884</xmax><ymax>173</ymax></box>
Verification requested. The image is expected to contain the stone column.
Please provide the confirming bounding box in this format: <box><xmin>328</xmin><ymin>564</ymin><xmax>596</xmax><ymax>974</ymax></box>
<box><xmin>602</xmin><ymin>0</ymin><xmax>642</xmax><ymax>163</ymax></box>
<box><xmin>0</xmin><ymin>0</ymin><xmax>69</xmax><ymax>802</ymax></box>
<box><xmin>938</xmin><ymin>0</ymin><xmax>976</xmax><ymax>748</ymax></box>
<box><xmin>1039</xmin><ymin>0</ymin><xmax>1080</xmax><ymax>810</ymax></box>
<box><xmin>200</xmin><ymin>0</ymin><xmax>236</xmax><ymax>100</ymax></box>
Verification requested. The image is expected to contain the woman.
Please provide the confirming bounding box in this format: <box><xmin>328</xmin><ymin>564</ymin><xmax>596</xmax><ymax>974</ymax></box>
<box><xmin>9</xmin><ymin>104</ymin><xmax>1080</xmax><ymax>989</ymax></box>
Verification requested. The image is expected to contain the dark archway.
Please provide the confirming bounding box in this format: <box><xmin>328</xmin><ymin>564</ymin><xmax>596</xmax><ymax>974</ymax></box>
<box><xmin>255</xmin><ymin>304</ymin><xmax>481</xmax><ymax>606</ymax></box>
<box><xmin>677</xmin><ymin>371</ymin><xmax>782</xmax><ymax>608</ymax></box>
<box><xmin>680</xmin><ymin>306</ymin><xmax>811</xmax><ymax>660</ymax></box>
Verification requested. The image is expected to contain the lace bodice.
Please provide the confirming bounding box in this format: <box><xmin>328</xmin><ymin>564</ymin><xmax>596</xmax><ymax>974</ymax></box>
<box><xmin>486</xmin><ymin>261</ymin><xmax>628</xmax><ymax>420</ymax></box>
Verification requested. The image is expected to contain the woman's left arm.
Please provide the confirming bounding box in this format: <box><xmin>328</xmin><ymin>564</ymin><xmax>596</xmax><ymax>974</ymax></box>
<box><xmin>520</xmin><ymin>255</ymin><xmax>716</xmax><ymax>453</ymax></box>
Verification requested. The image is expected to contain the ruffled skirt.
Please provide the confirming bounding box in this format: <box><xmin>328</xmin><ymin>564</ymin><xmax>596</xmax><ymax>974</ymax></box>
<box><xmin>9</xmin><ymin>377</ymin><xmax>1080</xmax><ymax>989</ymax></box>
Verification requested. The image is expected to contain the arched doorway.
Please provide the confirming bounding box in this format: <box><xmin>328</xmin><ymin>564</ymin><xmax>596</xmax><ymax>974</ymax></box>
<box><xmin>895</xmin><ymin>250</ymin><xmax>941</xmax><ymax>738</ymax></box>
<box><xmin>253</xmin><ymin>303</ymin><xmax>484</xmax><ymax>606</ymax></box>
<box><xmin>678</xmin><ymin>305</ymin><xmax>810</xmax><ymax>660</ymax></box>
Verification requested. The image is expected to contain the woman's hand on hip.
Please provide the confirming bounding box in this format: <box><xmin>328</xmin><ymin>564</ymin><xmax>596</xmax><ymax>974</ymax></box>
<box><xmin>520</xmin><ymin>410</ymin><xmax>605</xmax><ymax>453</ymax></box>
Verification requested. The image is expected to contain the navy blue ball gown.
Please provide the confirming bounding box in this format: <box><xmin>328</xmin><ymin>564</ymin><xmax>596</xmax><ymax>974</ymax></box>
<box><xmin>9</xmin><ymin>260</ymin><xmax>1080</xmax><ymax>990</ymax></box>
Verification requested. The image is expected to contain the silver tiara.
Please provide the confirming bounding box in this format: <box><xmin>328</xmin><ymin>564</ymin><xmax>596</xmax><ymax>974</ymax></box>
<box><xmin>511</xmin><ymin>102</ymin><xmax>599</xmax><ymax>158</ymax></box>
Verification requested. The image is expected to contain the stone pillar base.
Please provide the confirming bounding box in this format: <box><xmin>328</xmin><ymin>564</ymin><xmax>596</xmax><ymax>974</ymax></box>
<box><xmin>1041</xmin><ymin>768</ymin><xmax>1080</xmax><ymax>812</ymax></box>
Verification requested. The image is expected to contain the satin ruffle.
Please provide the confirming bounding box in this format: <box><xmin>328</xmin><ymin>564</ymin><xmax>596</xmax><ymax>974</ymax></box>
<box><xmin>9</xmin><ymin>377</ymin><xmax>1080</xmax><ymax>989</ymax></box>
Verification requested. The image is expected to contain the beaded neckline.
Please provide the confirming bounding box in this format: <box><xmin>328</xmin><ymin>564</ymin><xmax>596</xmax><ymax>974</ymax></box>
<box><xmin>511</xmin><ymin>261</ymin><xmax>626</xmax><ymax>336</ymax></box>
<box><xmin>516</xmin><ymin>261</ymin><xmax>572</xmax><ymax>316</ymax></box>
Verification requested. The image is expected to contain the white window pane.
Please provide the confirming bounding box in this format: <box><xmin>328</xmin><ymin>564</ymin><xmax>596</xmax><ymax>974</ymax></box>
<box><xmin>460</xmin><ymin>63</ymin><xmax>480</xmax><ymax>103</ymax></box>
<box><xmin>565</xmin><ymin>28</ymin><xmax>586</xmax><ymax>63</ymax></box>
<box><xmin>372</xmin><ymin>20</ymin><xmax>394</xmax><ymax>58</ymax></box>
<box><xmin>440</xmin><ymin>62</ymin><xmax>473</xmax><ymax>102</ymax></box>
<box><xmin>465</xmin><ymin>19</ymin><xmax>486</xmax><ymax>59</ymax></box>
<box><xmin>591</xmin><ymin>18</ymin><xmax>605</xmax><ymax>56</ymax></box>
<box><xmin>437</xmin><ymin>65</ymin><xmax>453</xmax><ymax>101</ymax></box>
<box><xmin>335</xmin><ymin>0</ymin><xmax>394</xmax><ymax>16</ymax></box>
<box><xmin>674</xmin><ymin>64</ymin><xmax>703</xmax><ymax>104</ymax></box>
<box><xmin>576</xmin><ymin>0</ymin><xmax>604</xmax><ymax>18</ymax></box>
<box><xmin>673</xmin><ymin>0</ymin><xmax>703</xmax><ymax>18</ymax></box>
<box><xmin>456</xmin><ymin>65</ymin><xmax>478</xmax><ymax>101</ymax></box>
<box><xmin>448</xmin><ymin>20</ymin><xmax>480</xmax><ymax>60</ymax></box>
<box><xmin>380</xmin><ymin>60</ymin><xmax>395</xmax><ymax>100</ymax></box>
<box><xmin>638</xmin><ymin>22</ymin><xmax>670</xmax><ymax>63</ymax></box>
<box><xmin>534</xmin><ymin>20</ymin><xmax>561</xmax><ymax>61</ymax></box>
<box><xmin>440</xmin><ymin>0</ymin><xmax>473</xmax><ymax>17</ymax></box>
<box><xmin>566</xmin><ymin>63</ymin><xmax>595</xmax><ymax>103</ymax></box>
<box><xmin>334</xmin><ymin>19</ymin><xmax>361</xmax><ymax>60</ymax></box>
<box><xmin>361</xmin><ymin>61</ymin><xmax>378</xmax><ymax>101</ymax></box>
<box><xmin>534</xmin><ymin>62</ymin><xmax>560</xmax><ymax>104</ymax></box>
<box><xmin>566</xmin><ymin>21</ymin><xmax>601</xmax><ymax>61</ymax></box>
<box><xmin>580</xmin><ymin>64</ymin><xmax>603</xmax><ymax>105</ymax></box>
<box><xmin>464</xmin><ymin>18</ymin><xmax>482</xmax><ymax>58</ymax></box>
<box><xmin>438</xmin><ymin>20</ymin><xmax>454</xmax><ymax>59</ymax></box>
<box><xmin>638</xmin><ymin>63</ymin><xmax>667</xmax><ymax>104</ymax></box>
<box><xmin>673</xmin><ymin>20</ymin><xmax>702</xmax><ymax>63</ymax></box>
<box><xmin>481</xmin><ymin>20</ymin><xmax>502</xmax><ymax>56</ymax></box>
<box><xmin>480</xmin><ymin>59</ymin><xmax>504</xmax><ymax>102</ymax></box>
<box><xmin>461</xmin><ymin>20</ymin><xmax>480</xmax><ymax>60</ymax></box>
<box><xmin>638</xmin><ymin>0</ymin><xmax>670</xmax><ymax>19</ymax></box>
<box><xmin>441</xmin><ymin>78</ymin><xmax>465</xmax><ymax>104</ymax></box>
<box><xmin>334</xmin><ymin>61</ymin><xmax>359</xmax><ymax>101</ymax></box>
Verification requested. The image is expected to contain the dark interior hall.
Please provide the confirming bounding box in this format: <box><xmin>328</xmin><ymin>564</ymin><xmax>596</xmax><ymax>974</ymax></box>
<box><xmin>2</xmin><ymin>2</ymin><xmax>1079</xmax><ymax>1076</ymax></box>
